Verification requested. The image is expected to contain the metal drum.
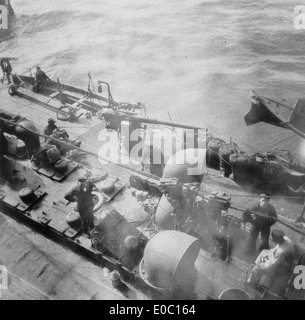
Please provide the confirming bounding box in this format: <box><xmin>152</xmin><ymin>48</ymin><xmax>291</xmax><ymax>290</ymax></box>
<box><xmin>140</xmin><ymin>230</ymin><xmax>200</xmax><ymax>297</ymax></box>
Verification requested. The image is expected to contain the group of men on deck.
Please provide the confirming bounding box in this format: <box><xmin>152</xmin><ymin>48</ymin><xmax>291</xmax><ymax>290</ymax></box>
<box><xmin>242</xmin><ymin>193</ymin><xmax>295</xmax><ymax>288</ymax></box>
<box><xmin>1</xmin><ymin>62</ymin><xmax>50</xmax><ymax>92</ymax></box>
<box><xmin>0</xmin><ymin>63</ymin><xmax>298</xmax><ymax>283</ymax></box>
<box><xmin>213</xmin><ymin>192</ymin><xmax>295</xmax><ymax>288</ymax></box>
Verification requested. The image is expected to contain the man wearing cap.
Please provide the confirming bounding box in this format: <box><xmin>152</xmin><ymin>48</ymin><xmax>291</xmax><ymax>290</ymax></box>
<box><xmin>244</xmin><ymin>194</ymin><xmax>277</xmax><ymax>254</ymax></box>
<box><xmin>43</xmin><ymin>118</ymin><xmax>58</xmax><ymax>140</ymax></box>
<box><xmin>249</xmin><ymin>229</ymin><xmax>294</xmax><ymax>287</ymax></box>
<box><xmin>64</xmin><ymin>173</ymin><xmax>95</xmax><ymax>237</ymax></box>
<box><xmin>34</xmin><ymin>66</ymin><xmax>51</xmax><ymax>92</ymax></box>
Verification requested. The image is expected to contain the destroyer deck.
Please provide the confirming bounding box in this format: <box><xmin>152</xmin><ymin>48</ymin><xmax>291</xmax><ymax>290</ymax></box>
<box><xmin>0</xmin><ymin>218</ymin><xmax>129</xmax><ymax>300</ymax></box>
<box><xmin>0</xmin><ymin>85</ymin><xmax>153</xmax><ymax>300</ymax></box>
<box><xmin>1</xmin><ymin>84</ymin><xmax>305</xmax><ymax>299</ymax></box>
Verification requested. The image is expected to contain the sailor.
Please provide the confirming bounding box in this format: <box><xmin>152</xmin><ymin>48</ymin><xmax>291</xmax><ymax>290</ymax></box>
<box><xmin>249</xmin><ymin>229</ymin><xmax>294</xmax><ymax>287</ymax></box>
<box><xmin>0</xmin><ymin>129</ymin><xmax>8</xmax><ymax>179</ymax></box>
<box><xmin>213</xmin><ymin>223</ymin><xmax>233</xmax><ymax>262</ymax></box>
<box><xmin>43</xmin><ymin>118</ymin><xmax>58</xmax><ymax>140</ymax></box>
<box><xmin>46</xmin><ymin>127</ymin><xmax>70</xmax><ymax>155</ymax></box>
<box><xmin>64</xmin><ymin>173</ymin><xmax>95</xmax><ymax>237</ymax></box>
<box><xmin>34</xmin><ymin>66</ymin><xmax>51</xmax><ymax>92</ymax></box>
<box><xmin>0</xmin><ymin>129</ymin><xmax>8</xmax><ymax>158</ymax></box>
<box><xmin>0</xmin><ymin>58</ymin><xmax>12</xmax><ymax>84</ymax></box>
<box><xmin>243</xmin><ymin>194</ymin><xmax>277</xmax><ymax>254</ymax></box>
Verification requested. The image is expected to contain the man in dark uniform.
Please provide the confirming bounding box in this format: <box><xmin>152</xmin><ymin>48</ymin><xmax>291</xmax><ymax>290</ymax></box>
<box><xmin>43</xmin><ymin>118</ymin><xmax>57</xmax><ymax>140</ymax></box>
<box><xmin>0</xmin><ymin>129</ymin><xmax>8</xmax><ymax>179</ymax></box>
<box><xmin>64</xmin><ymin>173</ymin><xmax>95</xmax><ymax>237</ymax></box>
<box><xmin>0</xmin><ymin>129</ymin><xmax>8</xmax><ymax>158</ymax></box>
<box><xmin>244</xmin><ymin>194</ymin><xmax>277</xmax><ymax>254</ymax></box>
<box><xmin>34</xmin><ymin>66</ymin><xmax>51</xmax><ymax>92</ymax></box>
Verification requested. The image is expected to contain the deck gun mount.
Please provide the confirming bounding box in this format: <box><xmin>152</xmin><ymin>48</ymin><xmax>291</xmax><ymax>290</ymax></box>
<box><xmin>208</xmin><ymin>191</ymin><xmax>232</xmax><ymax>219</ymax></box>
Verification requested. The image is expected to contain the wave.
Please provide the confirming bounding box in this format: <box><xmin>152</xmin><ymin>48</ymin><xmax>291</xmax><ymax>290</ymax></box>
<box><xmin>1</xmin><ymin>0</ymin><xmax>304</xmax><ymax>153</ymax></box>
<box><xmin>15</xmin><ymin>11</ymin><xmax>76</xmax><ymax>36</ymax></box>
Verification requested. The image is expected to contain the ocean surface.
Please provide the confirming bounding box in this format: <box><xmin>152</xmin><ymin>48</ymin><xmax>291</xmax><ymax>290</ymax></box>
<box><xmin>2</xmin><ymin>0</ymin><xmax>305</xmax><ymax>159</ymax></box>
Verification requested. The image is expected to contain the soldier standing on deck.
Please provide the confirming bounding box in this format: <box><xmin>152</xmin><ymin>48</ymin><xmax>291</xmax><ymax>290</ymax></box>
<box><xmin>243</xmin><ymin>194</ymin><xmax>277</xmax><ymax>254</ymax></box>
<box><xmin>64</xmin><ymin>173</ymin><xmax>95</xmax><ymax>237</ymax></box>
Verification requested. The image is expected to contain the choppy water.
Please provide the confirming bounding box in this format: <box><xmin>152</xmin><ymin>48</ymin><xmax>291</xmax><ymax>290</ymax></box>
<box><xmin>2</xmin><ymin>0</ymin><xmax>305</xmax><ymax>159</ymax></box>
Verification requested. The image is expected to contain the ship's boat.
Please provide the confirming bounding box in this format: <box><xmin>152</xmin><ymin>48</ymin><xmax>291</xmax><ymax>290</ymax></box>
<box><xmin>9</xmin><ymin>73</ymin><xmax>146</xmax><ymax>122</ymax></box>
<box><xmin>242</xmin><ymin>91</ymin><xmax>305</xmax><ymax>192</ymax></box>
<box><xmin>230</xmin><ymin>150</ymin><xmax>305</xmax><ymax>193</ymax></box>
<box><xmin>245</xmin><ymin>91</ymin><xmax>305</xmax><ymax>140</ymax></box>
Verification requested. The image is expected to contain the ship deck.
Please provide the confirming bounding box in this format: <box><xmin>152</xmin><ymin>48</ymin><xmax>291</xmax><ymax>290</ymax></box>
<box><xmin>0</xmin><ymin>85</ymin><xmax>152</xmax><ymax>300</ymax></box>
<box><xmin>1</xmin><ymin>84</ymin><xmax>305</xmax><ymax>300</ymax></box>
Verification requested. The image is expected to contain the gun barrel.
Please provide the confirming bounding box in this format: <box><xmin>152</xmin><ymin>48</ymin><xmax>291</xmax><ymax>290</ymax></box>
<box><xmin>131</xmin><ymin>115</ymin><xmax>207</xmax><ymax>130</ymax></box>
